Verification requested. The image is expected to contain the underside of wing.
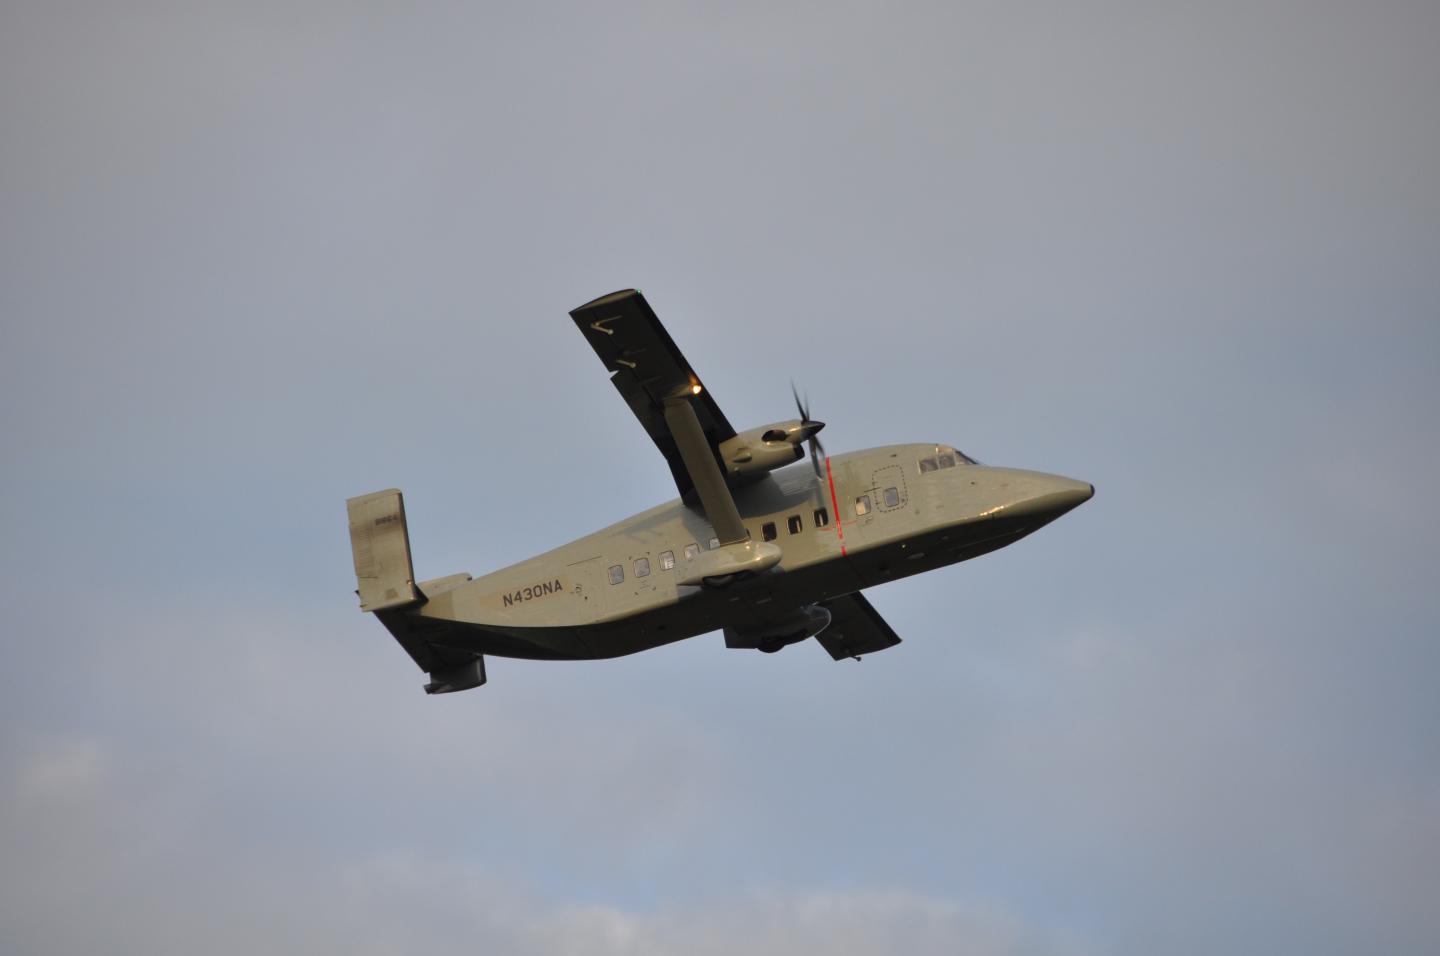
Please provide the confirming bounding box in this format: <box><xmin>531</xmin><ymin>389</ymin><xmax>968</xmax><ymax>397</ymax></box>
<box><xmin>570</xmin><ymin>290</ymin><xmax>735</xmax><ymax>502</ymax></box>
<box><xmin>816</xmin><ymin>592</ymin><xmax>903</xmax><ymax>660</ymax></box>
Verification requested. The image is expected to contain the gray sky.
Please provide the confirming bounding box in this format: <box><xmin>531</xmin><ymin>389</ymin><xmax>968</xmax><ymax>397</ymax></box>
<box><xmin>2</xmin><ymin>2</ymin><xmax>1438</xmax><ymax>953</ymax></box>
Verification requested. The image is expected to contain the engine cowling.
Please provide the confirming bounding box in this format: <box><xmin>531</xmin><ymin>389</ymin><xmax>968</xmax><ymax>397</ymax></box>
<box><xmin>718</xmin><ymin>420</ymin><xmax>814</xmax><ymax>478</ymax></box>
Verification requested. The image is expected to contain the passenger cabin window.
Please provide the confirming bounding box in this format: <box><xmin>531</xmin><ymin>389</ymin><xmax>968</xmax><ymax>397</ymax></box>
<box><xmin>660</xmin><ymin>550</ymin><xmax>675</xmax><ymax>571</ymax></box>
<box><xmin>788</xmin><ymin>515</ymin><xmax>803</xmax><ymax>534</ymax></box>
<box><xmin>607</xmin><ymin>564</ymin><xmax>624</xmax><ymax>585</ymax></box>
<box><xmin>634</xmin><ymin>557</ymin><xmax>650</xmax><ymax>578</ymax></box>
<box><xmin>919</xmin><ymin>457</ymin><xmax>938</xmax><ymax>473</ymax></box>
<box><xmin>708</xmin><ymin>536</ymin><xmax>720</xmax><ymax>550</ymax></box>
<box><xmin>883</xmin><ymin>486</ymin><xmax>900</xmax><ymax>508</ymax></box>
<box><xmin>762</xmin><ymin>522</ymin><xmax>777</xmax><ymax>542</ymax></box>
<box><xmin>855</xmin><ymin>495</ymin><xmax>871</xmax><ymax>516</ymax></box>
<box><xmin>814</xmin><ymin>507</ymin><xmax>829</xmax><ymax>527</ymax></box>
<box><xmin>684</xmin><ymin>543</ymin><xmax>700</xmax><ymax>561</ymax></box>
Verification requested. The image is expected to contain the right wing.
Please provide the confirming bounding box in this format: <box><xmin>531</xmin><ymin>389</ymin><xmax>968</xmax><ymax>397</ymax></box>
<box><xmin>815</xmin><ymin>592</ymin><xmax>903</xmax><ymax>660</ymax></box>
<box><xmin>570</xmin><ymin>290</ymin><xmax>736</xmax><ymax>503</ymax></box>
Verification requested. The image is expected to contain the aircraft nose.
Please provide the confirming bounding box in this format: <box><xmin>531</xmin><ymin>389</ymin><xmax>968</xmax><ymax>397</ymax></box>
<box><xmin>1051</xmin><ymin>477</ymin><xmax>1095</xmax><ymax>510</ymax></box>
<box><xmin>1005</xmin><ymin>474</ymin><xmax>1095</xmax><ymax>520</ymax></box>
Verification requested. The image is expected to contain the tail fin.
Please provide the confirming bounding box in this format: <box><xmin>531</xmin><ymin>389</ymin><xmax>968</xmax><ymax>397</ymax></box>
<box><xmin>347</xmin><ymin>489</ymin><xmax>488</xmax><ymax>693</ymax></box>
<box><xmin>347</xmin><ymin>489</ymin><xmax>421</xmax><ymax>611</ymax></box>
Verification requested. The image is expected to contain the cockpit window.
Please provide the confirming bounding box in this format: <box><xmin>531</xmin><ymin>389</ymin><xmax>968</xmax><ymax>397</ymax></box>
<box><xmin>921</xmin><ymin>445</ymin><xmax>977</xmax><ymax>472</ymax></box>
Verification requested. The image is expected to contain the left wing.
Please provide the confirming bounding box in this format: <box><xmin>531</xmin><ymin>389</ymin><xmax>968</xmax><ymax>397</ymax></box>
<box><xmin>815</xmin><ymin>592</ymin><xmax>903</xmax><ymax>660</ymax></box>
<box><xmin>570</xmin><ymin>290</ymin><xmax>736</xmax><ymax>502</ymax></box>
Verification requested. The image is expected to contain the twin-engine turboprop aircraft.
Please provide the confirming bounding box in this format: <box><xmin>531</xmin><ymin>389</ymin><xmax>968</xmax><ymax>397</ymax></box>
<box><xmin>347</xmin><ymin>289</ymin><xmax>1093</xmax><ymax>693</ymax></box>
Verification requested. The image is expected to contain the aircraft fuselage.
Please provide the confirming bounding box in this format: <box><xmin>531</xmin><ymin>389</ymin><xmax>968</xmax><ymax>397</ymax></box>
<box><xmin>410</xmin><ymin>443</ymin><xmax>1093</xmax><ymax>661</ymax></box>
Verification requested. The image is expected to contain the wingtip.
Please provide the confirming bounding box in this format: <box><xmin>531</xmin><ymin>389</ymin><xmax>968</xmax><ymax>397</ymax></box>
<box><xmin>572</xmin><ymin>288</ymin><xmax>640</xmax><ymax>313</ymax></box>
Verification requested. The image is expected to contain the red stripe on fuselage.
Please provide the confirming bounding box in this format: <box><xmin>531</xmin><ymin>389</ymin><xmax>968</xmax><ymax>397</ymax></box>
<box><xmin>824</xmin><ymin>455</ymin><xmax>847</xmax><ymax>557</ymax></box>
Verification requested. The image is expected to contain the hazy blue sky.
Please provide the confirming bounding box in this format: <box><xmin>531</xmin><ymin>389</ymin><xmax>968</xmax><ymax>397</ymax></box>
<box><xmin>2</xmin><ymin>3</ymin><xmax>1437</xmax><ymax>953</ymax></box>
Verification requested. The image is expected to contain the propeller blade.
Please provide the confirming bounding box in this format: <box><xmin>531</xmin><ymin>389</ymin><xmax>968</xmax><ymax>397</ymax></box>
<box><xmin>792</xmin><ymin>380</ymin><xmax>826</xmax><ymax>477</ymax></box>
<box><xmin>791</xmin><ymin>380</ymin><xmax>810</xmax><ymax>423</ymax></box>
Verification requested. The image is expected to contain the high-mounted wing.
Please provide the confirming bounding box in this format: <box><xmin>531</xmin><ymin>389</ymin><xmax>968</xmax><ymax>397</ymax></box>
<box><xmin>570</xmin><ymin>290</ymin><xmax>736</xmax><ymax>502</ymax></box>
<box><xmin>815</xmin><ymin>592</ymin><xmax>903</xmax><ymax>660</ymax></box>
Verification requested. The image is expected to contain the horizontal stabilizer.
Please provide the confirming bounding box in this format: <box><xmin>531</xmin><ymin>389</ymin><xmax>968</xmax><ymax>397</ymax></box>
<box><xmin>374</xmin><ymin>609</ymin><xmax>489</xmax><ymax>694</ymax></box>
<box><xmin>347</xmin><ymin>489</ymin><xmax>421</xmax><ymax>612</ymax></box>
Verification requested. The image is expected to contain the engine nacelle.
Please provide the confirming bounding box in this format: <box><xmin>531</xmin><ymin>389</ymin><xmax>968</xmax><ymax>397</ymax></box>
<box><xmin>723</xmin><ymin>604</ymin><xmax>833</xmax><ymax>653</ymax></box>
<box><xmin>718</xmin><ymin>420</ymin><xmax>815</xmax><ymax>478</ymax></box>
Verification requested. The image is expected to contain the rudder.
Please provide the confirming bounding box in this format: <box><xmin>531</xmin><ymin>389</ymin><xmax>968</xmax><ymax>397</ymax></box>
<box><xmin>347</xmin><ymin>489</ymin><xmax>421</xmax><ymax>612</ymax></box>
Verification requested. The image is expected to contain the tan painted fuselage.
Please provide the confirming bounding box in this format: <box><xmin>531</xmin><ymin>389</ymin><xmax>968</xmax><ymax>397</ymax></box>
<box><xmin>407</xmin><ymin>444</ymin><xmax>1092</xmax><ymax>661</ymax></box>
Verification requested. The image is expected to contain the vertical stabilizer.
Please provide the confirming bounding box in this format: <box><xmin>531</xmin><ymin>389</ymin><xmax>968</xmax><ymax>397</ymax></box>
<box><xmin>347</xmin><ymin>489</ymin><xmax>421</xmax><ymax>611</ymax></box>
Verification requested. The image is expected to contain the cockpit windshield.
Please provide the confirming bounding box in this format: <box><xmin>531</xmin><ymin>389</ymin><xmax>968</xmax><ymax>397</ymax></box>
<box><xmin>917</xmin><ymin>445</ymin><xmax>977</xmax><ymax>474</ymax></box>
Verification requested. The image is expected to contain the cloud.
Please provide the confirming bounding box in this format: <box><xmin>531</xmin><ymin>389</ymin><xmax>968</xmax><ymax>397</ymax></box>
<box><xmin>12</xmin><ymin>736</ymin><xmax>107</xmax><ymax>804</ymax></box>
<box><xmin>5</xmin><ymin>587</ymin><xmax>1437</xmax><ymax>954</ymax></box>
<box><xmin>0</xmin><ymin>730</ymin><xmax>1076</xmax><ymax>956</ymax></box>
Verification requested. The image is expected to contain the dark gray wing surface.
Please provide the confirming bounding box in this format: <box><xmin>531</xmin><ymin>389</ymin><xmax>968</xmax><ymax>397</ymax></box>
<box><xmin>815</xmin><ymin>592</ymin><xmax>902</xmax><ymax>660</ymax></box>
<box><xmin>570</xmin><ymin>290</ymin><xmax>735</xmax><ymax>502</ymax></box>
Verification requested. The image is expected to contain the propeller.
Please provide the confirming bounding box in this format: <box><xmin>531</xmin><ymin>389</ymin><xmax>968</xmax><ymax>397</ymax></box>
<box><xmin>791</xmin><ymin>381</ymin><xmax>827</xmax><ymax>478</ymax></box>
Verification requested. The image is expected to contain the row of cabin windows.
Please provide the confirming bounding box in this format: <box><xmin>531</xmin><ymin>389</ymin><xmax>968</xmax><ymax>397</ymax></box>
<box><xmin>606</xmin><ymin>508</ymin><xmax>833</xmax><ymax>584</ymax></box>
<box><xmin>761</xmin><ymin>508</ymin><xmax>830</xmax><ymax>542</ymax></box>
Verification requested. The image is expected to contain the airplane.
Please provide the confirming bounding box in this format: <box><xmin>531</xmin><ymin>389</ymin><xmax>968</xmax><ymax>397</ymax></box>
<box><xmin>346</xmin><ymin>289</ymin><xmax>1094</xmax><ymax>693</ymax></box>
